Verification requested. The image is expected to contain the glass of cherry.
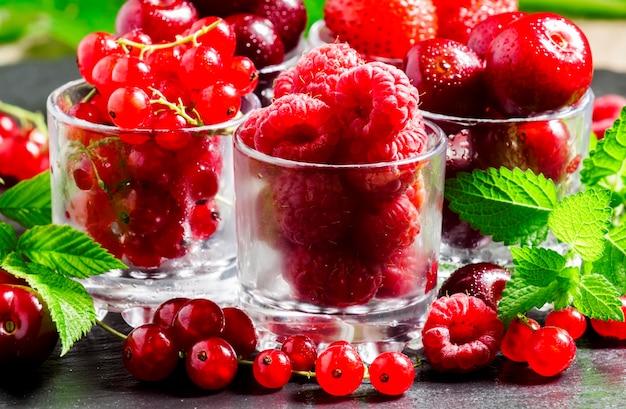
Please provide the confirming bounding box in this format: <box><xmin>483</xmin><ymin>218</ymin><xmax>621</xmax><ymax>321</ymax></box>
<box><xmin>47</xmin><ymin>79</ymin><xmax>260</xmax><ymax>325</ymax></box>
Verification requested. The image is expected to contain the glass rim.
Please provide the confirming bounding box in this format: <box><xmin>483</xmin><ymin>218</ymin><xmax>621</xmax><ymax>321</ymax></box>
<box><xmin>46</xmin><ymin>78</ymin><xmax>261</xmax><ymax>134</ymax></box>
<box><xmin>234</xmin><ymin>119</ymin><xmax>447</xmax><ymax>170</ymax></box>
<box><xmin>421</xmin><ymin>88</ymin><xmax>594</xmax><ymax>125</ymax></box>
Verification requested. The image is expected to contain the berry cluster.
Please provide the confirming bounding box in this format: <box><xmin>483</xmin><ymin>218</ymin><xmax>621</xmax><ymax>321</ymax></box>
<box><xmin>238</xmin><ymin>43</ymin><xmax>438</xmax><ymax>307</ymax></box>
<box><xmin>62</xmin><ymin>16</ymin><xmax>260</xmax><ymax>268</ymax></box>
<box><xmin>0</xmin><ymin>105</ymin><xmax>49</xmax><ymax>186</ymax></box>
<box><xmin>121</xmin><ymin>296</ymin><xmax>416</xmax><ymax>396</ymax></box>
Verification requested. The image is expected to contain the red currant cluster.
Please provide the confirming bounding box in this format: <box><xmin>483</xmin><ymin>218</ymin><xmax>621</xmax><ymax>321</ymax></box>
<box><xmin>121</xmin><ymin>297</ymin><xmax>416</xmax><ymax>396</ymax></box>
<box><xmin>0</xmin><ymin>105</ymin><xmax>49</xmax><ymax>186</ymax></box>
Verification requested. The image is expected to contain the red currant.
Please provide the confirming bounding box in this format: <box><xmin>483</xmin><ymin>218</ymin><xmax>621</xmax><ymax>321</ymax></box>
<box><xmin>525</xmin><ymin>326</ymin><xmax>576</xmax><ymax>377</ymax></box>
<box><xmin>315</xmin><ymin>344</ymin><xmax>364</xmax><ymax>396</ymax></box>
<box><xmin>500</xmin><ymin>316</ymin><xmax>540</xmax><ymax>363</ymax></box>
<box><xmin>368</xmin><ymin>351</ymin><xmax>415</xmax><ymax>396</ymax></box>
<box><xmin>590</xmin><ymin>299</ymin><xmax>626</xmax><ymax>340</ymax></box>
<box><xmin>280</xmin><ymin>334</ymin><xmax>317</xmax><ymax>372</ymax></box>
<box><xmin>190</xmin><ymin>16</ymin><xmax>237</xmax><ymax>59</ymax></box>
<box><xmin>186</xmin><ymin>337</ymin><xmax>238</xmax><ymax>390</ymax></box>
<box><xmin>189</xmin><ymin>200</ymin><xmax>221</xmax><ymax>241</ymax></box>
<box><xmin>107</xmin><ymin>86</ymin><xmax>154</xmax><ymax>129</ymax></box>
<box><xmin>122</xmin><ymin>323</ymin><xmax>179</xmax><ymax>382</ymax></box>
<box><xmin>253</xmin><ymin>349</ymin><xmax>293</xmax><ymax>389</ymax></box>
<box><xmin>152</xmin><ymin>297</ymin><xmax>191</xmax><ymax>328</ymax></box>
<box><xmin>545</xmin><ymin>306</ymin><xmax>588</xmax><ymax>340</ymax></box>
<box><xmin>171</xmin><ymin>298</ymin><xmax>225</xmax><ymax>351</ymax></box>
<box><xmin>193</xmin><ymin>81</ymin><xmax>241</xmax><ymax>125</ymax></box>
<box><xmin>221</xmin><ymin>306</ymin><xmax>258</xmax><ymax>360</ymax></box>
<box><xmin>179</xmin><ymin>44</ymin><xmax>223</xmax><ymax>91</ymax></box>
<box><xmin>76</xmin><ymin>31</ymin><xmax>123</xmax><ymax>83</ymax></box>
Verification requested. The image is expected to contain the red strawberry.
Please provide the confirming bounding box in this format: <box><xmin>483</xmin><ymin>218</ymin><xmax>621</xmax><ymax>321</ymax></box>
<box><xmin>323</xmin><ymin>0</ymin><xmax>437</xmax><ymax>60</ymax></box>
<box><xmin>433</xmin><ymin>0</ymin><xmax>518</xmax><ymax>44</ymax></box>
<box><xmin>422</xmin><ymin>293</ymin><xmax>504</xmax><ymax>372</ymax></box>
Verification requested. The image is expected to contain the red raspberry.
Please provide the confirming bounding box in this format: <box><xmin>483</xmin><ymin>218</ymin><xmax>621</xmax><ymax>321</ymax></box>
<box><xmin>270</xmin><ymin>169</ymin><xmax>354</xmax><ymax>246</ymax></box>
<box><xmin>353</xmin><ymin>194</ymin><xmax>420</xmax><ymax>262</ymax></box>
<box><xmin>334</xmin><ymin>61</ymin><xmax>422</xmax><ymax>141</ymax></box>
<box><xmin>283</xmin><ymin>243</ymin><xmax>382</xmax><ymax>308</ymax></box>
<box><xmin>236</xmin><ymin>106</ymin><xmax>266</xmax><ymax>149</ymax></box>
<box><xmin>273</xmin><ymin>43</ymin><xmax>364</xmax><ymax>105</ymax></box>
<box><xmin>375</xmin><ymin>249</ymin><xmax>430</xmax><ymax>298</ymax></box>
<box><xmin>253</xmin><ymin>94</ymin><xmax>343</xmax><ymax>163</ymax></box>
<box><xmin>422</xmin><ymin>293</ymin><xmax>504</xmax><ymax>372</ymax></box>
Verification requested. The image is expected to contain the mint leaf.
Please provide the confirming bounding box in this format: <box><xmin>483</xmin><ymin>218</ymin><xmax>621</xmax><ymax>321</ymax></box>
<box><xmin>548</xmin><ymin>189</ymin><xmax>612</xmax><ymax>261</ymax></box>
<box><xmin>0</xmin><ymin>222</ymin><xmax>18</xmax><ymax>259</ymax></box>
<box><xmin>510</xmin><ymin>246</ymin><xmax>566</xmax><ymax>287</ymax></box>
<box><xmin>0</xmin><ymin>171</ymin><xmax>52</xmax><ymax>228</ymax></box>
<box><xmin>445</xmin><ymin>167</ymin><xmax>558</xmax><ymax>246</ymax></box>
<box><xmin>497</xmin><ymin>274</ymin><xmax>561</xmax><ymax>325</ymax></box>
<box><xmin>1</xmin><ymin>253</ymin><xmax>96</xmax><ymax>356</ymax></box>
<box><xmin>573</xmin><ymin>273</ymin><xmax>624</xmax><ymax>321</ymax></box>
<box><xmin>594</xmin><ymin>223</ymin><xmax>626</xmax><ymax>294</ymax></box>
<box><xmin>16</xmin><ymin>224</ymin><xmax>126</xmax><ymax>279</ymax></box>
<box><xmin>580</xmin><ymin>106</ymin><xmax>626</xmax><ymax>194</ymax></box>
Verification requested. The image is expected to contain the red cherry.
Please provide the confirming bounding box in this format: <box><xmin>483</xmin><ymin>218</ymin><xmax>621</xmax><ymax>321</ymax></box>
<box><xmin>500</xmin><ymin>316</ymin><xmax>541</xmax><ymax>363</ymax></box>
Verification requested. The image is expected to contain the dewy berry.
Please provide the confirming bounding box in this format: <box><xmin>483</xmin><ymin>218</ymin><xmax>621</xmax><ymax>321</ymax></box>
<box><xmin>500</xmin><ymin>315</ymin><xmax>541</xmax><ymax>363</ymax></box>
<box><xmin>315</xmin><ymin>343</ymin><xmax>364</xmax><ymax>396</ymax></box>
<box><xmin>252</xmin><ymin>349</ymin><xmax>293</xmax><ymax>389</ymax></box>
<box><xmin>186</xmin><ymin>337</ymin><xmax>238</xmax><ymax>390</ymax></box>
<box><xmin>122</xmin><ymin>323</ymin><xmax>179</xmax><ymax>382</ymax></box>
<box><xmin>545</xmin><ymin>307</ymin><xmax>588</xmax><ymax>341</ymax></box>
<box><xmin>525</xmin><ymin>326</ymin><xmax>576</xmax><ymax>377</ymax></box>
<box><xmin>280</xmin><ymin>334</ymin><xmax>317</xmax><ymax>372</ymax></box>
<box><xmin>368</xmin><ymin>351</ymin><xmax>415</xmax><ymax>396</ymax></box>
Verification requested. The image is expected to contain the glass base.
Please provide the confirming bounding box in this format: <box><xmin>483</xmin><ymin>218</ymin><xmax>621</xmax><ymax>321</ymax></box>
<box><xmin>240</xmin><ymin>289</ymin><xmax>436</xmax><ymax>363</ymax></box>
<box><xmin>84</xmin><ymin>261</ymin><xmax>238</xmax><ymax>327</ymax></box>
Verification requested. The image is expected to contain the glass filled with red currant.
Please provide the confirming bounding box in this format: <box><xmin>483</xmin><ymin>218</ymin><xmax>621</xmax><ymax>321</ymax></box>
<box><xmin>47</xmin><ymin>78</ymin><xmax>260</xmax><ymax>324</ymax></box>
<box><xmin>233</xmin><ymin>46</ymin><xmax>446</xmax><ymax>356</ymax></box>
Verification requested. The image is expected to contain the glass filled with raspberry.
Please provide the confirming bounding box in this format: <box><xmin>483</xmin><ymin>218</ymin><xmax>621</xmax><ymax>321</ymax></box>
<box><xmin>46</xmin><ymin>17</ymin><xmax>261</xmax><ymax>324</ymax></box>
<box><xmin>233</xmin><ymin>43</ymin><xmax>446</xmax><ymax>358</ymax></box>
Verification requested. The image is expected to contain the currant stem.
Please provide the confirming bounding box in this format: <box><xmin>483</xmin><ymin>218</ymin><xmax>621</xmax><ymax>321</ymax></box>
<box><xmin>149</xmin><ymin>87</ymin><xmax>203</xmax><ymax>127</ymax></box>
<box><xmin>96</xmin><ymin>319</ymin><xmax>128</xmax><ymax>341</ymax></box>
<box><xmin>0</xmin><ymin>100</ymin><xmax>48</xmax><ymax>136</ymax></box>
<box><xmin>238</xmin><ymin>358</ymin><xmax>317</xmax><ymax>379</ymax></box>
<box><xmin>117</xmin><ymin>19</ymin><xmax>222</xmax><ymax>60</ymax></box>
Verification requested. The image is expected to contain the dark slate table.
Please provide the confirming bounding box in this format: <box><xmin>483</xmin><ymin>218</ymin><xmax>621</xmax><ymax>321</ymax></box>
<box><xmin>1</xmin><ymin>58</ymin><xmax>626</xmax><ymax>409</ymax></box>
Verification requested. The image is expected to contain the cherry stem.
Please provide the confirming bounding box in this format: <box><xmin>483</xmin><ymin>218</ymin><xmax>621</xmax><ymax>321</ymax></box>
<box><xmin>96</xmin><ymin>319</ymin><xmax>128</xmax><ymax>341</ymax></box>
<box><xmin>0</xmin><ymin>100</ymin><xmax>48</xmax><ymax>136</ymax></box>
<box><xmin>117</xmin><ymin>18</ymin><xmax>222</xmax><ymax>59</ymax></box>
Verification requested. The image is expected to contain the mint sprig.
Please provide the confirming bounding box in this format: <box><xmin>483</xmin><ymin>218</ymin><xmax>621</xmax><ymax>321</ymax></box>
<box><xmin>0</xmin><ymin>172</ymin><xmax>126</xmax><ymax>355</ymax></box>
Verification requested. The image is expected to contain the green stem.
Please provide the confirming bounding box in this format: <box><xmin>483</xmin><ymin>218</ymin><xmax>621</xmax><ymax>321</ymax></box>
<box><xmin>96</xmin><ymin>319</ymin><xmax>128</xmax><ymax>341</ymax></box>
<box><xmin>519</xmin><ymin>0</ymin><xmax>626</xmax><ymax>18</ymax></box>
<box><xmin>238</xmin><ymin>358</ymin><xmax>317</xmax><ymax>379</ymax></box>
<box><xmin>0</xmin><ymin>100</ymin><xmax>48</xmax><ymax>136</ymax></box>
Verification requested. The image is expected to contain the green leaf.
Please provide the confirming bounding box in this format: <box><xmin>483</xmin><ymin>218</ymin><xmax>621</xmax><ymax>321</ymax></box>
<box><xmin>580</xmin><ymin>106</ymin><xmax>626</xmax><ymax>195</ymax></box>
<box><xmin>0</xmin><ymin>222</ymin><xmax>18</xmax><ymax>260</ymax></box>
<box><xmin>1</xmin><ymin>253</ymin><xmax>96</xmax><ymax>356</ymax></box>
<box><xmin>0</xmin><ymin>171</ymin><xmax>52</xmax><ymax>228</ymax></box>
<box><xmin>594</xmin><ymin>223</ymin><xmax>626</xmax><ymax>294</ymax></box>
<box><xmin>573</xmin><ymin>274</ymin><xmax>624</xmax><ymax>321</ymax></box>
<box><xmin>497</xmin><ymin>274</ymin><xmax>561</xmax><ymax>326</ymax></box>
<box><xmin>548</xmin><ymin>189</ymin><xmax>612</xmax><ymax>261</ymax></box>
<box><xmin>17</xmin><ymin>224</ymin><xmax>126</xmax><ymax>279</ymax></box>
<box><xmin>510</xmin><ymin>246</ymin><xmax>566</xmax><ymax>287</ymax></box>
<box><xmin>444</xmin><ymin>167</ymin><xmax>558</xmax><ymax>246</ymax></box>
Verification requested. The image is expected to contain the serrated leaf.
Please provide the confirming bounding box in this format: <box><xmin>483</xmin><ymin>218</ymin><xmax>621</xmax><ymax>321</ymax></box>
<box><xmin>1</xmin><ymin>253</ymin><xmax>96</xmax><ymax>356</ymax></box>
<box><xmin>573</xmin><ymin>274</ymin><xmax>624</xmax><ymax>321</ymax></box>
<box><xmin>0</xmin><ymin>222</ymin><xmax>17</xmax><ymax>260</ymax></box>
<box><xmin>594</xmin><ymin>224</ymin><xmax>626</xmax><ymax>294</ymax></box>
<box><xmin>510</xmin><ymin>246</ymin><xmax>566</xmax><ymax>287</ymax></box>
<box><xmin>445</xmin><ymin>167</ymin><xmax>558</xmax><ymax>246</ymax></box>
<box><xmin>17</xmin><ymin>224</ymin><xmax>127</xmax><ymax>278</ymax></box>
<box><xmin>497</xmin><ymin>275</ymin><xmax>560</xmax><ymax>326</ymax></box>
<box><xmin>580</xmin><ymin>106</ymin><xmax>626</xmax><ymax>191</ymax></box>
<box><xmin>0</xmin><ymin>171</ymin><xmax>52</xmax><ymax>228</ymax></box>
<box><xmin>548</xmin><ymin>189</ymin><xmax>612</xmax><ymax>261</ymax></box>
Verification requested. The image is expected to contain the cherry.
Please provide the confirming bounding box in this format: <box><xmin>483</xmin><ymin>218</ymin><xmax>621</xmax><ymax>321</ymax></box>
<box><xmin>0</xmin><ymin>269</ymin><xmax>28</xmax><ymax>287</ymax></box>
<box><xmin>545</xmin><ymin>306</ymin><xmax>588</xmax><ymax>341</ymax></box>
<box><xmin>592</xmin><ymin>94</ymin><xmax>626</xmax><ymax>139</ymax></box>
<box><xmin>0</xmin><ymin>284</ymin><xmax>59</xmax><ymax>368</ymax></box>
<box><xmin>186</xmin><ymin>337</ymin><xmax>238</xmax><ymax>390</ymax></box>
<box><xmin>315</xmin><ymin>343</ymin><xmax>364</xmax><ymax>396</ymax></box>
<box><xmin>251</xmin><ymin>0</ymin><xmax>307</xmax><ymax>52</ymax></box>
<box><xmin>122</xmin><ymin>323</ymin><xmax>180</xmax><ymax>381</ymax></box>
<box><xmin>221</xmin><ymin>307</ymin><xmax>258</xmax><ymax>360</ymax></box>
<box><xmin>437</xmin><ymin>262</ymin><xmax>511</xmax><ymax>311</ymax></box>
<box><xmin>171</xmin><ymin>298</ymin><xmax>225</xmax><ymax>351</ymax></box>
<box><xmin>500</xmin><ymin>315</ymin><xmax>541</xmax><ymax>363</ymax></box>
<box><xmin>525</xmin><ymin>326</ymin><xmax>576</xmax><ymax>377</ymax></box>
<box><xmin>191</xmin><ymin>0</ymin><xmax>255</xmax><ymax>17</ymax></box>
<box><xmin>368</xmin><ymin>351</ymin><xmax>415</xmax><ymax>396</ymax></box>
<box><xmin>252</xmin><ymin>349</ymin><xmax>293</xmax><ymax>389</ymax></box>
<box><xmin>280</xmin><ymin>334</ymin><xmax>317</xmax><ymax>372</ymax></box>
<box><xmin>466</xmin><ymin>11</ymin><xmax>527</xmax><ymax>59</ymax></box>
<box><xmin>225</xmin><ymin>13</ymin><xmax>285</xmax><ymax>69</ymax></box>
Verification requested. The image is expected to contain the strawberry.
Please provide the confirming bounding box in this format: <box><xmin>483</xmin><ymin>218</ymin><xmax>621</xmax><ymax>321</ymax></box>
<box><xmin>432</xmin><ymin>0</ymin><xmax>518</xmax><ymax>44</ymax></box>
<box><xmin>323</xmin><ymin>0</ymin><xmax>437</xmax><ymax>60</ymax></box>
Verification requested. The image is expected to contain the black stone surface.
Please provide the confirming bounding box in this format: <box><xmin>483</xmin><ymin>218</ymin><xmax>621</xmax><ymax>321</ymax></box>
<box><xmin>1</xmin><ymin>59</ymin><xmax>626</xmax><ymax>409</ymax></box>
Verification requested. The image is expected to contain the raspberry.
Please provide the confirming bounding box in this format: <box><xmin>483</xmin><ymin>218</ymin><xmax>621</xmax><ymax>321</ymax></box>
<box><xmin>422</xmin><ymin>293</ymin><xmax>504</xmax><ymax>372</ymax></box>
<box><xmin>253</xmin><ymin>94</ymin><xmax>343</xmax><ymax>163</ymax></box>
<box><xmin>334</xmin><ymin>61</ymin><xmax>422</xmax><ymax>141</ymax></box>
<box><xmin>236</xmin><ymin>106</ymin><xmax>266</xmax><ymax>149</ymax></box>
<box><xmin>353</xmin><ymin>194</ymin><xmax>420</xmax><ymax>262</ymax></box>
<box><xmin>273</xmin><ymin>43</ymin><xmax>364</xmax><ymax>105</ymax></box>
<box><xmin>283</xmin><ymin>242</ymin><xmax>382</xmax><ymax>308</ymax></box>
<box><xmin>270</xmin><ymin>169</ymin><xmax>354</xmax><ymax>246</ymax></box>
<box><xmin>375</xmin><ymin>249</ymin><xmax>427</xmax><ymax>298</ymax></box>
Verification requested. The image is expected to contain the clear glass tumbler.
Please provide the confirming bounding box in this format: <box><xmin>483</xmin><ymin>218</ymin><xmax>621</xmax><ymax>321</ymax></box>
<box><xmin>234</xmin><ymin>120</ymin><xmax>447</xmax><ymax>360</ymax></box>
<box><xmin>47</xmin><ymin>79</ymin><xmax>260</xmax><ymax>325</ymax></box>
<box><xmin>423</xmin><ymin>90</ymin><xmax>594</xmax><ymax>275</ymax></box>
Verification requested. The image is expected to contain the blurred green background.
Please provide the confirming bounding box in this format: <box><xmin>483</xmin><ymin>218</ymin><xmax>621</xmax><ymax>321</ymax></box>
<box><xmin>0</xmin><ymin>0</ymin><xmax>625</xmax><ymax>63</ymax></box>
